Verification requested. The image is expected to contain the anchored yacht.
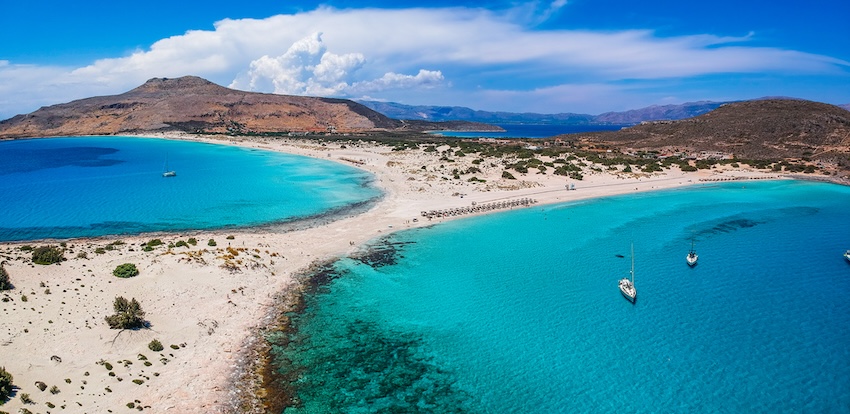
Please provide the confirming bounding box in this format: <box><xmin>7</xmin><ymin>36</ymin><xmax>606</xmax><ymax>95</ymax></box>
<box><xmin>619</xmin><ymin>244</ymin><xmax>637</xmax><ymax>303</ymax></box>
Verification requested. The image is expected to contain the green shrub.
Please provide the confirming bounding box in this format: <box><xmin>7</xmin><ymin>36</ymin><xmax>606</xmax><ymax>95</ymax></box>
<box><xmin>94</xmin><ymin>247</ymin><xmax>106</xmax><ymax>255</ymax></box>
<box><xmin>0</xmin><ymin>265</ymin><xmax>11</xmax><ymax>290</ymax></box>
<box><xmin>226</xmin><ymin>235</ymin><xmax>235</xmax><ymax>240</ymax></box>
<box><xmin>112</xmin><ymin>263</ymin><xmax>139</xmax><ymax>278</ymax></box>
<box><xmin>174</xmin><ymin>240</ymin><xmax>188</xmax><ymax>248</ymax></box>
<box><xmin>208</xmin><ymin>239</ymin><xmax>217</xmax><ymax>247</ymax></box>
<box><xmin>104</xmin><ymin>362</ymin><xmax>113</xmax><ymax>371</ymax></box>
<box><xmin>105</xmin><ymin>296</ymin><xmax>146</xmax><ymax>329</ymax></box>
<box><xmin>35</xmin><ymin>381</ymin><xmax>47</xmax><ymax>391</ymax></box>
<box><xmin>132</xmin><ymin>379</ymin><xmax>144</xmax><ymax>385</ymax></box>
<box><xmin>146</xmin><ymin>239</ymin><xmax>163</xmax><ymax>248</ymax></box>
<box><xmin>49</xmin><ymin>385</ymin><xmax>59</xmax><ymax>394</ymax></box>
<box><xmin>20</xmin><ymin>392</ymin><xmax>32</xmax><ymax>404</ymax></box>
<box><xmin>20</xmin><ymin>295</ymin><xmax>27</xmax><ymax>302</ymax></box>
<box><xmin>501</xmin><ymin>170</ymin><xmax>516</xmax><ymax>180</ymax></box>
<box><xmin>76</xmin><ymin>251</ymin><xmax>88</xmax><ymax>259</ymax></box>
<box><xmin>32</xmin><ymin>246</ymin><xmax>64</xmax><ymax>265</ymax></box>
<box><xmin>0</xmin><ymin>366</ymin><xmax>13</xmax><ymax>401</ymax></box>
<box><xmin>187</xmin><ymin>238</ymin><xmax>197</xmax><ymax>246</ymax></box>
<box><xmin>170</xmin><ymin>344</ymin><xmax>180</xmax><ymax>350</ymax></box>
<box><xmin>148</xmin><ymin>339</ymin><xmax>164</xmax><ymax>352</ymax></box>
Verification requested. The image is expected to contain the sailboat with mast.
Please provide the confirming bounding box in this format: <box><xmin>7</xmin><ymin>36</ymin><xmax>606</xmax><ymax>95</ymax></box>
<box><xmin>162</xmin><ymin>155</ymin><xmax>176</xmax><ymax>177</ymax></box>
<box><xmin>686</xmin><ymin>239</ymin><xmax>698</xmax><ymax>266</ymax></box>
<box><xmin>619</xmin><ymin>243</ymin><xmax>637</xmax><ymax>303</ymax></box>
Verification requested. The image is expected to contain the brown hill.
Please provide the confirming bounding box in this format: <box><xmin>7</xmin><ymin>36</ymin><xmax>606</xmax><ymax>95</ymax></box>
<box><xmin>575</xmin><ymin>99</ymin><xmax>850</xmax><ymax>170</ymax></box>
<box><xmin>0</xmin><ymin>76</ymin><xmax>489</xmax><ymax>138</ymax></box>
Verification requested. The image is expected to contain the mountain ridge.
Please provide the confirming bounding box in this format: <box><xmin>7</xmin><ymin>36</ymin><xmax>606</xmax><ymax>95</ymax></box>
<box><xmin>358</xmin><ymin>99</ymin><xmax>850</xmax><ymax>126</ymax></box>
<box><xmin>0</xmin><ymin>76</ymin><xmax>499</xmax><ymax>139</ymax></box>
<box><xmin>356</xmin><ymin>100</ymin><xmax>729</xmax><ymax>125</ymax></box>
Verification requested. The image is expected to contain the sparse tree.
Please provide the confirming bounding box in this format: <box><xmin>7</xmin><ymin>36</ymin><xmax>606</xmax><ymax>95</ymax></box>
<box><xmin>105</xmin><ymin>296</ymin><xmax>146</xmax><ymax>329</ymax></box>
<box><xmin>0</xmin><ymin>366</ymin><xmax>14</xmax><ymax>401</ymax></box>
<box><xmin>0</xmin><ymin>264</ymin><xmax>11</xmax><ymax>290</ymax></box>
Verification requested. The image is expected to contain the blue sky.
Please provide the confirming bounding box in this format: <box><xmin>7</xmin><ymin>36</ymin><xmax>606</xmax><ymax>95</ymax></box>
<box><xmin>1</xmin><ymin>0</ymin><xmax>848</xmax><ymax>119</ymax></box>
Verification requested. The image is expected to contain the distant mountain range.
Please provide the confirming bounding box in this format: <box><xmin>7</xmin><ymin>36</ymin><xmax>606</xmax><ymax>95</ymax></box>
<box><xmin>358</xmin><ymin>99</ymin><xmax>850</xmax><ymax>126</ymax></box>
<box><xmin>357</xmin><ymin>100</ymin><xmax>731</xmax><ymax>125</ymax></box>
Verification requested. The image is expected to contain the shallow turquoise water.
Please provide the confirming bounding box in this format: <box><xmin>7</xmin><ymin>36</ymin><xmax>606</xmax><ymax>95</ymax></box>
<box><xmin>273</xmin><ymin>180</ymin><xmax>850</xmax><ymax>413</ymax></box>
<box><xmin>0</xmin><ymin>136</ymin><xmax>380</xmax><ymax>241</ymax></box>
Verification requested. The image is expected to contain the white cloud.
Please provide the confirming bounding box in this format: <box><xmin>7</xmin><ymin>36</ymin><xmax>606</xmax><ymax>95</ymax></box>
<box><xmin>0</xmin><ymin>5</ymin><xmax>847</xmax><ymax>119</ymax></box>
<box><xmin>350</xmin><ymin>70</ymin><xmax>445</xmax><ymax>94</ymax></box>
<box><xmin>230</xmin><ymin>32</ymin><xmax>442</xmax><ymax>97</ymax></box>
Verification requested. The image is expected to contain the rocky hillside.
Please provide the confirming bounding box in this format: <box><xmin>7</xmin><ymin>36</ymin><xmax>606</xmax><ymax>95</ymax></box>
<box><xmin>0</xmin><ymin>76</ymin><xmax>494</xmax><ymax>138</ymax></box>
<box><xmin>574</xmin><ymin>99</ymin><xmax>850</xmax><ymax>171</ymax></box>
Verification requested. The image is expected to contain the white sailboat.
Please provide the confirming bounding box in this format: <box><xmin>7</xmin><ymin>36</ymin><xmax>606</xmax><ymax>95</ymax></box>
<box><xmin>844</xmin><ymin>249</ymin><xmax>850</xmax><ymax>263</ymax></box>
<box><xmin>619</xmin><ymin>243</ymin><xmax>637</xmax><ymax>303</ymax></box>
<box><xmin>162</xmin><ymin>155</ymin><xmax>176</xmax><ymax>177</ymax></box>
<box><xmin>686</xmin><ymin>239</ymin><xmax>698</xmax><ymax>266</ymax></box>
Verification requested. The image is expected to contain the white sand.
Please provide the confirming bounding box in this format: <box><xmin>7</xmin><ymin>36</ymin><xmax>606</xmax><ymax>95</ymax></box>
<box><xmin>0</xmin><ymin>133</ymin><xmax>784</xmax><ymax>413</ymax></box>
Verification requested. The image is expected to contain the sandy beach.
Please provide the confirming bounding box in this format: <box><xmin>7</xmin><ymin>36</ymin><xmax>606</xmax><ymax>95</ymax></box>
<box><xmin>0</xmin><ymin>133</ymin><xmax>785</xmax><ymax>413</ymax></box>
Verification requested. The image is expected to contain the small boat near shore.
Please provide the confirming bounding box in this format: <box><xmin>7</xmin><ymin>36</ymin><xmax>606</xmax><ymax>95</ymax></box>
<box><xmin>686</xmin><ymin>240</ymin><xmax>698</xmax><ymax>267</ymax></box>
<box><xmin>162</xmin><ymin>156</ymin><xmax>176</xmax><ymax>177</ymax></box>
<box><xmin>619</xmin><ymin>243</ymin><xmax>637</xmax><ymax>303</ymax></box>
<box><xmin>844</xmin><ymin>250</ymin><xmax>850</xmax><ymax>263</ymax></box>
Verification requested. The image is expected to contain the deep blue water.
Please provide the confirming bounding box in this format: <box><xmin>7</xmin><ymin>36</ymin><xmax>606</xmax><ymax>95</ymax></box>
<box><xmin>273</xmin><ymin>180</ymin><xmax>850</xmax><ymax>413</ymax></box>
<box><xmin>432</xmin><ymin>124</ymin><xmax>628</xmax><ymax>138</ymax></box>
<box><xmin>0</xmin><ymin>136</ymin><xmax>381</xmax><ymax>241</ymax></box>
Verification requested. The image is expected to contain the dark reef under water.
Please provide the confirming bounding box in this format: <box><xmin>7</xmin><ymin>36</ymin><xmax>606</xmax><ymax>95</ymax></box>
<box><xmin>255</xmin><ymin>237</ymin><xmax>473</xmax><ymax>413</ymax></box>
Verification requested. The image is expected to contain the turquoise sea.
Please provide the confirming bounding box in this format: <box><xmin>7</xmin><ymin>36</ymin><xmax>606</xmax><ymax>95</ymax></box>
<box><xmin>271</xmin><ymin>180</ymin><xmax>850</xmax><ymax>413</ymax></box>
<box><xmin>0</xmin><ymin>136</ymin><xmax>380</xmax><ymax>241</ymax></box>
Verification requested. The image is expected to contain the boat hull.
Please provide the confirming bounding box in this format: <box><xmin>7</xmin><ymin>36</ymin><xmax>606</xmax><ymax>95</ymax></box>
<box><xmin>686</xmin><ymin>254</ymin><xmax>698</xmax><ymax>266</ymax></box>
<box><xmin>619</xmin><ymin>278</ymin><xmax>636</xmax><ymax>303</ymax></box>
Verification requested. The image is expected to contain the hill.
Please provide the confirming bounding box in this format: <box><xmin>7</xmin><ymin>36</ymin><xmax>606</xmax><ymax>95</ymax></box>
<box><xmin>591</xmin><ymin>101</ymin><xmax>727</xmax><ymax>124</ymax></box>
<box><xmin>572</xmin><ymin>99</ymin><xmax>850</xmax><ymax>173</ymax></box>
<box><xmin>0</xmin><ymin>76</ymin><xmax>496</xmax><ymax>138</ymax></box>
<box><xmin>357</xmin><ymin>100</ymin><xmax>727</xmax><ymax>125</ymax></box>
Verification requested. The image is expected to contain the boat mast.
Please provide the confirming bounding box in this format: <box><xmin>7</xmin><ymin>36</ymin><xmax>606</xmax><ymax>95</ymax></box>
<box><xmin>630</xmin><ymin>243</ymin><xmax>635</xmax><ymax>284</ymax></box>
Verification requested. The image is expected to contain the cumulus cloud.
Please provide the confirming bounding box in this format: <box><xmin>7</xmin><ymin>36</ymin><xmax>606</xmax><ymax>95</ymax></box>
<box><xmin>0</xmin><ymin>5</ymin><xmax>847</xmax><ymax>119</ymax></box>
<box><xmin>230</xmin><ymin>32</ymin><xmax>442</xmax><ymax>97</ymax></box>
